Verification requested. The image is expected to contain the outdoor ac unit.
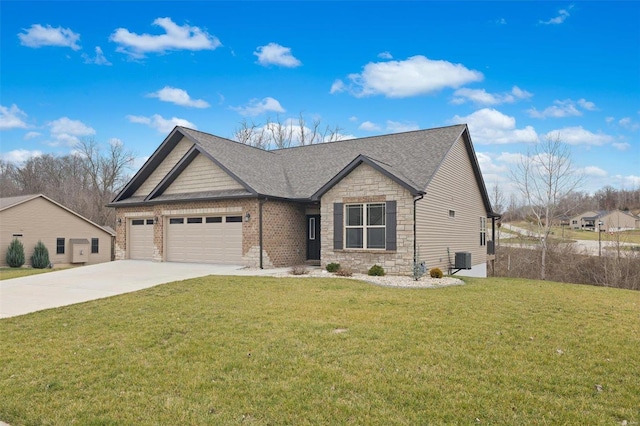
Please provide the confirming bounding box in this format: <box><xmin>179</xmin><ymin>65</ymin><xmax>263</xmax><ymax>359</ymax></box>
<box><xmin>454</xmin><ymin>252</ymin><xmax>472</xmax><ymax>269</ymax></box>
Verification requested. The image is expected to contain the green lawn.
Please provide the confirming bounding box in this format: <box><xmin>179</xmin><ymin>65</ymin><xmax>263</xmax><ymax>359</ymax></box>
<box><xmin>1</xmin><ymin>276</ymin><xmax>638</xmax><ymax>425</ymax></box>
<box><xmin>0</xmin><ymin>267</ymin><xmax>56</xmax><ymax>280</ymax></box>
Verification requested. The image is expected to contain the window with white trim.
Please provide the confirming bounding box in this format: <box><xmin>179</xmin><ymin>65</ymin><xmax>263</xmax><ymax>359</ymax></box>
<box><xmin>345</xmin><ymin>203</ymin><xmax>386</xmax><ymax>249</ymax></box>
<box><xmin>480</xmin><ymin>217</ymin><xmax>487</xmax><ymax>246</ymax></box>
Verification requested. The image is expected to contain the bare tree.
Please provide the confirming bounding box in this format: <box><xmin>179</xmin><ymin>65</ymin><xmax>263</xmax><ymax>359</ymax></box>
<box><xmin>76</xmin><ymin>138</ymin><xmax>135</xmax><ymax>226</ymax></box>
<box><xmin>232</xmin><ymin>112</ymin><xmax>346</xmax><ymax>150</ymax></box>
<box><xmin>490</xmin><ymin>181</ymin><xmax>505</xmax><ymax>215</ymax></box>
<box><xmin>511</xmin><ymin>135</ymin><xmax>583</xmax><ymax>280</ymax></box>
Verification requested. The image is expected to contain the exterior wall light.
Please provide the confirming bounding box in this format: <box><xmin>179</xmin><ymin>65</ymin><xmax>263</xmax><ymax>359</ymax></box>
<box><xmin>117</xmin><ymin>218</ymin><xmax>122</xmax><ymax>226</ymax></box>
<box><xmin>244</xmin><ymin>212</ymin><xmax>251</xmax><ymax>222</ymax></box>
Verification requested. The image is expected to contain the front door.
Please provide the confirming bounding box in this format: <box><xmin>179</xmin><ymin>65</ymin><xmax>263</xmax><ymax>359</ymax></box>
<box><xmin>306</xmin><ymin>215</ymin><xmax>320</xmax><ymax>260</ymax></box>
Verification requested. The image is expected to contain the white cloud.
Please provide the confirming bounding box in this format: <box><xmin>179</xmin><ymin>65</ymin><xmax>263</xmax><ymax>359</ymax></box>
<box><xmin>619</xmin><ymin>117</ymin><xmax>640</xmax><ymax>131</ymax></box>
<box><xmin>230</xmin><ymin>97</ymin><xmax>285</xmax><ymax>117</ymax></box>
<box><xmin>452</xmin><ymin>86</ymin><xmax>532</xmax><ymax>106</ymax></box>
<box><xmin>539</xmin><ymin>7</ymin><xmax>572</xmax><ymax>25</ymax></box>
<box><xmin>348</xmin><ymin>116</ymin><xmax>358</xmax><ymax>122</ymax></box>
<box><xmin>82</xmin><ymin>46</ymin><xmax>112</xmax><ymax>65</ymax></box>
<box><xmin>613</xmin><ymin>142</ymin><xmax>631</xmax><ymax>151</ymax></box>
<box><xmin>18</xmin><ymin>24</ymin><xmax>80</xmax><ymax>50</ymax></box>
<box><xmin>386</xmin><ymin>120</ymin><xmax>419</xmax><ymax>133</ymax></box>
<box><xmin>24</xmin><ymin>131</ymin><xmax>41</xmax><ymax>140</ymax></box>
<box><xmin>613</xmin><ymin>174</ymin><xmax>640</xmax><ymax>188</ymax></box>
<box><xmin>335</xmin><ymin>55</ymin><xmax>483</xmax><ymax>98</ymax></box>
<box><xmin>330</xmin><ymin>79</ymin><xmax>345</xmax><ymax>94</ymax></box>
<box><xmin>450</xmin><ymin>108</ymin><xmax>538</xmax><ymax>145</ymax></box>
<box><xmin>496</xmin><ymin>18</ymin><xmax>507</xmax><ymax>25</ymax></box>
<box><xmin>0</xmin><ymin>104</ymin><xmax>28</xmax><ymax>130</ymax></box>
<box><xmin>359</xmin><ymin>121</ymin><xmax>381</xmax><ymax>131</ymax></box>
<box><xmin>254</xmin><ymin>43</ymin><xmax>301</xmax><ymax>68</ymax></box>
<box><xmin>147</xmin><ymin>86</ymin><xmax>209</xmax><ymax>108</ymax></box>
<box><xmin>0</xmin><ymin>149</ymin><xmax>43</xmax><ymax>163</ymax></box>
<box><xmin>126</xmin><ymin>114</ymin><xmax>196</xmax><ymax>133</ymax></box>
<box><xmin>605</xmin><ymin>116</ymin><xmax>615</xmax><ymax>124</ymax></box>
<box><xmin>110</xmin><ymin>17</ymin><xmax>221</xmax><ymax>59</ymax></box>
<box><xmin>544</xmin><ymin>127</ymin><xmax>613</xmax><ymax>146</ymax></box>
<box><xmin>476</xmin><ymin>152</ymin><xmax>509</xmax><ymax>174</ymax></box>
<box><xmin>377</xmin><ymin>51</ymin><xmax>393</xmax><ymax>59</ymax></box>
<box><xmin>47</xmin><ymin>117</ymin><xmax>96</xmax><ymax>146</ymax></box>
<box><xmin>581</xmin><ymin>166</ymin><xmax>608</xmax><ymax>178</ymax></box>
<box><xmin>528</xmin><ymin>98</ymin><xmax>597</xmax><ymax>119</ymax></box>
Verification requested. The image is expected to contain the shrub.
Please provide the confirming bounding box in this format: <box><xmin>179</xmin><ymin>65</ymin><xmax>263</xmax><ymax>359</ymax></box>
<box><xmin>368</xmin><ymin>264</ymin><xmax>385</xmax><ymax>276</ymax></box>
<box><xmin>335</xmin><ymin>267</ymin><xmax>353</xmax><ymax>277</ymax></box>
<box><xmin>31</xmin><ymin>241</ymin><xmax>50</xmax><ymax>269</ymax></box>
<box><xmin>6</xmin><ymin>238</ymin><xmax>25</xmax><ymax>268</ymax></box>
<box><xmin>326</xmin><ymin>262</ymin><xmax>340</xmax><ymax>273</ymax></box>
<box><xmin>430</xmin><ymin>268</ymin><xmax>443</xmax><ymax>279</ymax></box>
<box><xmin>289</xmin><ymin>265</ymin><xmax>309</xmax><ymax>275</ymax></box>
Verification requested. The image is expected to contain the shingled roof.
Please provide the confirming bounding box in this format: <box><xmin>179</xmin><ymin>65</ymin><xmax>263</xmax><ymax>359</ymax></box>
<box><xmin>111</xmin><ymin>124</ymin><xmax>493</xmax><ymax>213</ymax></box>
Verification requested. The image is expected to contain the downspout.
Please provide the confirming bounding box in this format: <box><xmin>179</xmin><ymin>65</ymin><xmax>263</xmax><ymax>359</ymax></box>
<box><xmin>259</xmin><ymin>197</ymin><xmax>266</xmax><ymax>269</ymax></box>
<box><xmin>413</xmin><ymin>193</ymin><xmax>425</xmax><ymax>266</ymax></box>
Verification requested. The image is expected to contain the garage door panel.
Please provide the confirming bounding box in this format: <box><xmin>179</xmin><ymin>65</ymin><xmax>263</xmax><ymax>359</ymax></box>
<box><xmin>166</xmin><ymin>216</ymin><xmax>242</xmax><ymax>264</ymax></box>
<box><xmin>129</xmin><ymin>218</ymin><xmax>154</xmax><ymax>260</ymax></box>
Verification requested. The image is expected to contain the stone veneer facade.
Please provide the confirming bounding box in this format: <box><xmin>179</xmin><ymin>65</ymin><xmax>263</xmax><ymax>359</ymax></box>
<box><xmin>320</xmin><ymin>163</ymin><xmax>415</xmax><ymax>275</ymax></box>
<box><xmin>115</xmin><ymin>198</ymin><xmax>306</xmax><ymax>268</ymax></box>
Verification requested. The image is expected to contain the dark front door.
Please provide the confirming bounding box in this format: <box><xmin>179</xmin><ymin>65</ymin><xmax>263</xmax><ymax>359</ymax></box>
<box><xmin>306</xmin><ymin>215</ymin><xmax>321</xmax><ymax>260</ymax></box>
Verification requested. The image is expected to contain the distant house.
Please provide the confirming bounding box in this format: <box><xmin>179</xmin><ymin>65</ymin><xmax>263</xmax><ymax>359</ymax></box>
<box><xmin>570</xmin><ymin>209</ymin><xmax>639</xmax><ymax>232</ymax></box>
<box><xmin>0</xmin><ymin>194</ymin><xmax>115</xmax><ymax>267</ymax></box>
<box><xmin>109</xmin><ymin>124</ymin><xmax>499</xmax><ymax>277</ymax></box>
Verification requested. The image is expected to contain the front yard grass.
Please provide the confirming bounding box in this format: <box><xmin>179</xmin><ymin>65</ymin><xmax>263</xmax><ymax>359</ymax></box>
<box><xmin>0</xmin><ymin>267</ymin><xmax>56</xmax><ymax>280</ymax></box>
<box><xmin>1</xmin><ymin>276</ymin><xmax>638</xmax><ymax>425</ymax></box>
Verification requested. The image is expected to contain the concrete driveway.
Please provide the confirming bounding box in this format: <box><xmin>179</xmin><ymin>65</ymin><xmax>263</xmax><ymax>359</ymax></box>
<box><xmin>0</xmin><ymin>260</ymin><xmax>286</xmax><ymax>319</ymax></box>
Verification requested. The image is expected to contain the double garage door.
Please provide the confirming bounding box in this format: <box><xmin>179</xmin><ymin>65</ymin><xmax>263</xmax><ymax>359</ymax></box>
<box><xmin>129</xmin><ymin>215</ymin><xmax>242</xmax><ymax>264</ymax></box>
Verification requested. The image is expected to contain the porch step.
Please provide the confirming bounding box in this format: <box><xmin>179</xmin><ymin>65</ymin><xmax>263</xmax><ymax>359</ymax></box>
<box><xmin>305</xmin><ymin>260</ymin><xmax>321</xmax><ymax>266</ymax></box>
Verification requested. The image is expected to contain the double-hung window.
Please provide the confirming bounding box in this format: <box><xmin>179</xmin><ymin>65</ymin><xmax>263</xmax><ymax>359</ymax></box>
<box><xmin>480</xmin><ymin>217</ymin><xmax>487</xmax><ymax>246</ymax></box>
<box><xmin>345</xmin><ymin>203</ymin><xmax>386</xmax><ymax>249</ymax></box>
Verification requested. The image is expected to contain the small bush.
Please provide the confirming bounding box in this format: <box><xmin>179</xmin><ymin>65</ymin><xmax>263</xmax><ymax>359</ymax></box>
<box><xmin>31</xmin><ymin>241</ymin><xmax>50</xmax><ymax>269</ymax></box>
<box><xmin>326</xmin><ymin>262</ymin><xmax>340</xmax><ymax>273</ymax></box>
<box><xmin>430</xmin><ymin>268</ymin><xmax>443</xmax><ymax>279</ymax></box>
<box><xmin>368</xmin><ymin>264</ymin><xmax>385</xmax><ymax>276</ymax></box>
<box><xmin>289</xmin><ymin>265</ymin><xmax>309</xmax><ymax>275</ymax></box>
<box><xmin>6</xmin><ymin>238</ymin><xmax>25</xmax><ymax>268</ymax></box>
<box><xmin>335</xmin><ymin>267</ymin><xmax>353</xmax><ymax>277</ymax></box>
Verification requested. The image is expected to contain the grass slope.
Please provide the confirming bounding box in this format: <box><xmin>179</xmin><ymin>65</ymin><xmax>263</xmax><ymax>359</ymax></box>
<box><xmin>1</xmin><ymin>276</ymin><xmax>638</xmax><ymax>425</ymax></box>
<box><xmin>0</xmin><ymin>267</ymin><xmax>55</xmax><ymax>281</ymax></box>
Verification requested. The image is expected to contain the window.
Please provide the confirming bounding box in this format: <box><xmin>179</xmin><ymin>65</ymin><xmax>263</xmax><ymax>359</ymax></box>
<box><xmin>309</xmin><ymin>217</ymin><xmax>316</xmax><ymax>240</ymax></box>
<box><xmin>91</xmin><ymin>238</ymin><xmax>99</xmax><ymax>254</ymax></box>
<box><xmin>187</xmin><ymin>217</ymin><xmax>202</xmax><ymax>224</ymax></box>
<box><xmin>449</xmin><ymin>210</ymin><xmax>456</xmax><ymax>218</ymax></box>
<box><xmin>169</xmin><ymin>218</ymin><xmax>184</xmax><ymax>224</ymax></box>
<box><xmin>480</xmin><ymin>217</ymin><xmax>487</xmax><ymax>246</ymax></box>
<box><xmin>345</xmin><ymin>203</ymin><xmax>386</xmax><ymax>249</ymax></box>
<box><xmin>572</xmin><ymin>220</ymin><xmax>577</xmax><ymax>225</ymax></box>
<box><xmin>132</xmin><ymin>219</ymin><xmax>144</xmax><ymax>225</ymax></box>
<box><xmin>146</xmin><ymin>219</ymin><xmax>154</xmax><ymax>225</ymax></box>
<box><xmin>226</xmin><ymin>216</ymin><xmax>242</xmax><ymax>223</ymax></box>
<box><xmin>56</xmin><ymin>238</ymin><xmax>65</xmax><ymax>254</ymax></box>
<box><xmin>206</xmin><ymin>217</ymin><xmax>222</xmax><ymax>223</ymax></box>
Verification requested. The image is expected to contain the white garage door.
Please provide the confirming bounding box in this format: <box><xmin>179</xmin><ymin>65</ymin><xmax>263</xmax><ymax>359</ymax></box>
<box><xmin>129</xmin><ymin>218</ymin><xmax>154</xmax><ymax>260</ymax></box>
<box><xmin>166</xmin><ymin>215</ymin><xmax>243</xmax><ymax>264</ymax></box>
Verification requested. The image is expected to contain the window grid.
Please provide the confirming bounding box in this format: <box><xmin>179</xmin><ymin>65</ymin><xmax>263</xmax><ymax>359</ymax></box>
<box><xmin>480</xmin><ymin>217</ymin><xmax>487</xmax><ymax>246</ymax></box>
<box><xmin>91</xmin><ymin>238</ymin><xmax>99</xmax><ymax>254</ymax></box>
<box><xmin>56</xmin><ymin>238</ymin><xmax>65</xmax><ymax>254</ymax></box>
<box><xmin>345</xmin><ymin>203</ymin><xmax>386</xmax><ymax>250</ymax></box>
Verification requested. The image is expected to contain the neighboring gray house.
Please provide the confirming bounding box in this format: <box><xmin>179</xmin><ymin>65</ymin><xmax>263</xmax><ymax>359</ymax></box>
<box><xmin>109</xmin><ymin>124</ymin><xmax>498</xmax><ymax>277</ymax></box>
<box><xmin>0</xmin><ymin>194</ymin><xmax>115</xmax><ymax>267</ymax></box>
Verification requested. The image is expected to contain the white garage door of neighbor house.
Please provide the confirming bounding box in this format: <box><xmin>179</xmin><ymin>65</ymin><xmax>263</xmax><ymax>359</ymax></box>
<box><xmin>166</xmin><ymin>215</ymin><xmax>243</xmax><ymax>264</ymax></box>
<box><xmin>129</xmin><ymin>218</ymin><xmax>154</xmax><ymax>260</ymax></box>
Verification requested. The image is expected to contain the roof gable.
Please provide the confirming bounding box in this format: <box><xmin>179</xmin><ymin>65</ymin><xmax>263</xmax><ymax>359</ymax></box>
<box><xmin>0</xmin><ymin>194</ymin><xmax>115</xmax><ymax>236</ymax></box>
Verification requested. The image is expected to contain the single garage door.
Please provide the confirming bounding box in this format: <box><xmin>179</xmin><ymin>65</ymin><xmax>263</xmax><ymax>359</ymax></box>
<box><xmin>166</xmin><ymin>215</ymin><xmax>242</xmax><ymax>264</ymax></box>
<box><xmin>129</xmin><ymin>218</ymin><xmax>154</xmax><ymax>260</ymax></box>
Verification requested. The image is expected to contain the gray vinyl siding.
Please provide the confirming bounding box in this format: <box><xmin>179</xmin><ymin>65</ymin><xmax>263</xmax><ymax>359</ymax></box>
<box><xmin>416</xmin><ymin>135</ymin><xmax>487</xmax><ymax>272</ymax></box>
<box><xmin>0</xmin><ymin>197</ymin><xmax>112</xmax><ymax>267</ymax></box>
<box><xmin>163</xmin><ymin>153</ymin><xmax>243</xmax><ymax>195</ymax></box>
<box><xmin>134</xmin><ymin>137</ymin><xmax>193</xmax><ymax>196</ymax></box>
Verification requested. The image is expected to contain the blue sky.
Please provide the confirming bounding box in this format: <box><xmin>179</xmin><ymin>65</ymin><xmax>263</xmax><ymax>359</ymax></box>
<box><xmin>1</xmin><ymin>1</ymin><xmax>639</xmax><ymax>196</ymax></box>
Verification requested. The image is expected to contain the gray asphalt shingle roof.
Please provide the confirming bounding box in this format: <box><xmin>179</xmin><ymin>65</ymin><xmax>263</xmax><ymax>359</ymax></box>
<box><xmin>180</xmin><ymin>124</ymin><xmax>467</xmax><ymax>199</ymax></box>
